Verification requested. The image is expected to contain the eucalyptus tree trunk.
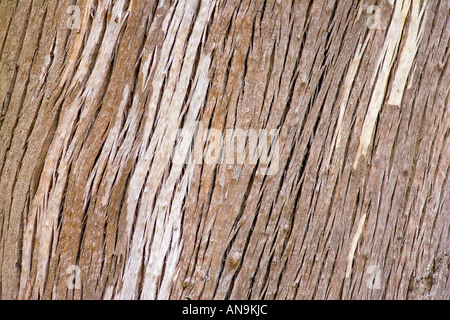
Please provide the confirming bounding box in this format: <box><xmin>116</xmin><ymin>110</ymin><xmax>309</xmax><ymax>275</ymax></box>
<box><xmin>0</xmin><ymin>0</ymin><xmax>448</xmax><ymax>300</ymax></box>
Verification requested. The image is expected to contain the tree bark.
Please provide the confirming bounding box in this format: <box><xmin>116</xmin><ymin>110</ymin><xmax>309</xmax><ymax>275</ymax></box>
<box><xmin>0</xmin><ymin>0</ymin><xmax>448</xmax><ymax>300</ymax></box>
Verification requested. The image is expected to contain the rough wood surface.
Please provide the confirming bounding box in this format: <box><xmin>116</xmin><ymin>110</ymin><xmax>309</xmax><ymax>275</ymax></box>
<box><xmin>0</xmin><ymin>0</ymin><xmax>448</xmax><ymax>300</ymax></box>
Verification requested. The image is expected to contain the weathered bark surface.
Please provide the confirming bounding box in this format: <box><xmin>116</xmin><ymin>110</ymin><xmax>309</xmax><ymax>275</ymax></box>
<box><xmin>0</xmin><ymin>0</ymin><xmax>448</xmax><ymax>300</ymax></box>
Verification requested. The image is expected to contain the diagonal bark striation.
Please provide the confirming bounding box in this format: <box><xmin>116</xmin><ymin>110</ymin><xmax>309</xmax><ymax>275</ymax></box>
<box><xmin>0</xmin><ymin>0</ymin><xmax>448</xmax><ymax>300</ymax></box>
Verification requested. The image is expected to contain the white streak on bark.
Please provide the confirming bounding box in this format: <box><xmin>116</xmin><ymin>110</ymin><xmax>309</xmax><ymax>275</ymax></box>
<box><xmin>354</xmin><ymin>0</ymin><xmax>411</xmax><ymax>169</ymax></box>
<box><xmin>388</xmin><ymin>0</ymin><xmax>427</xmax><ymax>106</ymax></box>
<box><xmin>327</xmin><ymin>34</ymin><xmax>370</xmax><ymax>167</ymax></box>
<box><xmin>18</xmin><ymin>0</ymin><xmax>128</xmax><ymax>299</ymax></box>
<box><xmin>346</xmin><ymin>214</ymin><xmax>367</xmax><ymax>278</ymax></box>
<box><xmin>118</xmin><ymin>0</ymin><xmax>215</xmax><ymax>300</ymax></box>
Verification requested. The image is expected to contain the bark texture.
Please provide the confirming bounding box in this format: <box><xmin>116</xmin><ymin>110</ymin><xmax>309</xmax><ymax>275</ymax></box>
<box><xmin>0</xmin><ymin>0</ymin><xmax>449</xmax><ymax>300</ymax></box>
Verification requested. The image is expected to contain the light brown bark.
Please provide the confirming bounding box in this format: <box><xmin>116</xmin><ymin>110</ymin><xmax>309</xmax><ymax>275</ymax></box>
<box><xmin>0</xmin><ymin>0</ymin><xmax>448</xmax><ymax>300</ymax></box>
